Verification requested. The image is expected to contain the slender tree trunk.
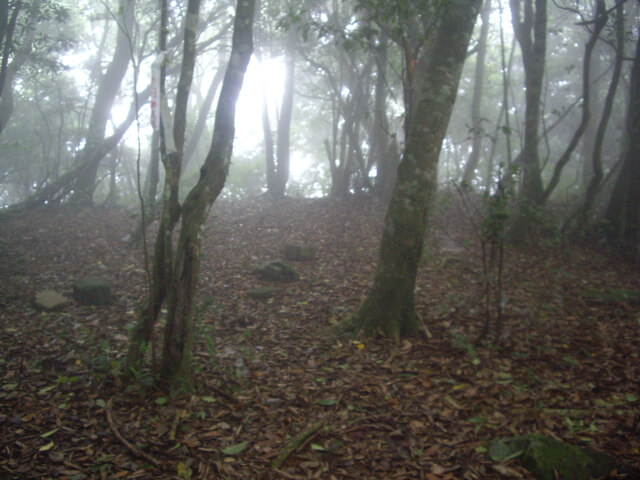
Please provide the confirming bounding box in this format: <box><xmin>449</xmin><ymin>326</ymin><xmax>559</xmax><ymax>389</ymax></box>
<box><xmin>510</xmin><ymin>0</ymin><xmax>546</xmax><ymax>206</ymax></box>
<box><xmin>371</xmin><ymin>31</ymin><xmax>392</xmax><ymax>197</ymax></box>
<box><xmin>69</xmin><ymin>0</ymin><xmax>135</xmax><ymax>206</ymax></box>
<box><xmin>462</xmin><ymin>0</ymin><xmax>491</xmax><ymax>187</ymax></box>
<box><xmin>604</xmin><ymin>9</ymin><xmax>640</xmax><ymax>260</ymax></box>
<box><xmin>159</xmin><ymin>0</ymin><xmax>255</xmax><ymax>388</ymax></box>
<box><xmin>537</xmin><ymin>0</ymin><xmax>608</xmax><ymax>204</ymax></box>
<box><xmin>575</xmin><ymin>0</ymin><xmax>624</xmax><ymax>224</ymax></box>
<box><xmin>183</xmin><ymin>61</ymin><xmax>226</xmax><ymax>173</ymax></box>
<box><xmin>354</xmin><ymin>1</ymin><xmax>481</xmax><ymax>340</ymax></box>
<box><xmin>272</xmin><ymin>33</ymin><xmax>295</xmax><ymax>197</ymax></box>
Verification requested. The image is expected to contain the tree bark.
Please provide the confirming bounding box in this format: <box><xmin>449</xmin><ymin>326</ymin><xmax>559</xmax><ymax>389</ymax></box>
<box><xmin>354</xmin><ymin>1</ymin><xmax>482</xmax><ymax>340</ymax></box>
<box><xmin>604</xmin><ymin>1</ymin><xmax>639</xmax><ymax>259</ymax></box>
<box><xmin>159</xmin><ymin>0</ymin><xmax>255</xmax><ymax>387</ymax></box>
<box><xmin>68</xmin><ymin>0</ymin><xmax>135</xmax><ymax>205</ymax></box>
<box><xmin>462</xmin><ymin>0</ymin><xmax>491</xmax><ymax>187</ymax></box>
<box><xmin>510</xmin><ymin>0</ymin><xmax>546</xmax><ymax>204</ymax></box>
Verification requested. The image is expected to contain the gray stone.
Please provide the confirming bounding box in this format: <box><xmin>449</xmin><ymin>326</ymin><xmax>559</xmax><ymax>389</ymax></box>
<box><xmin>73</xmin><ymin>276</ymin><xmax>112</xmax><ymax>306</ymax></box>
<box><xmin>34</xmin><ymin>290</ymin><xmax>71</xmax><ymax>312</ymax></box>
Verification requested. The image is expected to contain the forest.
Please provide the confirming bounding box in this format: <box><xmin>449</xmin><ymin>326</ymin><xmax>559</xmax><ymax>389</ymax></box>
<box><xmin>0</xmin><ymin>0</ymin><xmax>639</xmax><ymax>478</ymax></box>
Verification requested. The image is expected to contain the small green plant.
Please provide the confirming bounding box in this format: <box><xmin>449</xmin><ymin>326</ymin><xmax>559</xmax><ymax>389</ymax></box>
<box><xmin>451</xmin><ymin>332</ymin><xmax>481</xmax><ymax>365</ymax></box>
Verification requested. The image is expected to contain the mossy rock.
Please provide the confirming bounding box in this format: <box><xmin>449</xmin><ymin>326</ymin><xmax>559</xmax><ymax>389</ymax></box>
<box><xmin>247</xmin><ymin>286</ymin><xmax>282</xmax><ymax>300</ymax></box>
<box><xmin>489</xmin><ymin>434</ymin><xmax>614</xmax><ymax>480</ymax></box>
<box><xmin>251</xmin><ymin>260</ymin><xmax>299</xmax><ymax>283</ymax></box>
<box><xmin>283</xmin><ymin>244</ymin><xmax>317</xmax><ymax>261</ymax></box>
<box><xmin>73</xmin><ymin>276</ymin><xmax>112</xmax><ymax>306</ymax></box>
<box><xmin>580</xmin><ymin>289</ymin><xmax>640</xmax><ymax>305</ymax></box>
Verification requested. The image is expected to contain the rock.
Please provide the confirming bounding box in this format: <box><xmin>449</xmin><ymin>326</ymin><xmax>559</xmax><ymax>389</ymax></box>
<box><xmin>489</xmin><ymin>434</ymin><xmax>615</xmax><ymax>480</ymax></box>
<box><xmin>251</xmin><ymin>260</ymin><xmax>299</xmax><ymax>283</ymax></box>
<box><xmin>33</xmin><ymin>290</ymin><xmax>71</xmax><ymax>312</ymax></box>
<box><xmin>73</xmin><ymin>276</ymin><xmax>112</xmax><ymax>306</ymax></box>
<box><xmin>283</xmin><ymin>244</ymin><xmax>316</xmax><ymax>261</ymax></box>
<box><xmin>247</xmin><ymin>286</ymin><xmax>282</xmax><ymax>300</ymax></box>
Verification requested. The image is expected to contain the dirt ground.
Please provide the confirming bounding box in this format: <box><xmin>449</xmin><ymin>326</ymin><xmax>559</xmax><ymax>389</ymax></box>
<box><xmin>1</xmin><ymin>195</ymin><xmax>639</xmax><ymax>479</ymax></box>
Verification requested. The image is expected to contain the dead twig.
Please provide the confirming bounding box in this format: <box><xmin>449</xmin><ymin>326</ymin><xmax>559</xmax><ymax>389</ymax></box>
<box><xmin>105</xmin><ymin>398</ymin><xmax>162</xmax><ymax>468</ymax></box>
<box><xmin>273</xmin><ymin>418</ymin><xmax>328</xmax><ymax>469</ymax></box>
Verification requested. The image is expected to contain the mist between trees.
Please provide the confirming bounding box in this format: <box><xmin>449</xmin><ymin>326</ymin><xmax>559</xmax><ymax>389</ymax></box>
<box><xmin>0</xmin><ymin>0</ymin><xmax>639</xmax><ymax>373</ymax></box>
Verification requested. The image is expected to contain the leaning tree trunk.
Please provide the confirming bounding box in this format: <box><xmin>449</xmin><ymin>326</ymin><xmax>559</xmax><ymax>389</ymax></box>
<box><xmin>68</xmin><ymin>0</ymin><xmax>135</xmax><ymax>206</ymax></box>
<box><xmin>159</xmin><ymin>0</ymin><xmax>255</xmax><ymax>388</ymax></box>
<box><xmin>604</xmin><ymin>5</ymin><xmax>640</xmax><ymax>260</ymax></box>
<box><xmin>354</xmin><ymin>1</ymin><xmax>481</xmax><ymax>340</ymax></box>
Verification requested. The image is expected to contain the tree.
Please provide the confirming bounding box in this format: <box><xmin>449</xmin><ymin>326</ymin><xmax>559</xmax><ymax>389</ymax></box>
<box><xmin>462</xmin><ymin>0</ymin><xmax>491</xmax><ymax>187</ymax></box>
<box><xmin>261</xmin><ymin>26</ymin><xmax>296</xmax><ymax>198</ymax></box>
<box><xmin>510</xmin><ymin>0</ymin><xmax>546</xmax><ymax>208</ymax></box>
<box><xmin>0</xmin><ymin>0</ymin><xmax>72</xmax><ymax>136</ymax></box>
<box><xmin>604</xmin><ymin>3</ymin><xmax>640</xmax><ymax>260</ymax></box>
<box><xmin>127</xmin><ymin>0</ymin><xmax>255</xmax><ymax>389</ymax></box>
<box><xmin>353</xmin><ymin>0</ymin><xmax>482</xmax><ymax>339</ymax></box>
<box><xmin>67</xmin><ymin>0</ymin><xmax>135</xmax><ymax>205</ymax></box>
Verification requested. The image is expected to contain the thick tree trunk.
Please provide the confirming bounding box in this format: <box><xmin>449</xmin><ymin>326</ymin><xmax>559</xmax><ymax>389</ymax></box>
<box><xmin>354</xmin><ymin>2</ymin><xmax>481</xmax><ymax>340</ymax></box>
<box><xmin>159</xmin><ymin>0</ymin><xmax>255</xmax><ymax>387</ymax></box>
<box><xmin>604</xmin><ymin>3</ymin><xmax>640</xmax><ymax>259</ymax></box>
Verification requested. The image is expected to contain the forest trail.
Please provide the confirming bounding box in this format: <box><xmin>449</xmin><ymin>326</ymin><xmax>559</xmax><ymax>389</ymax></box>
<box><xmin>0</xmin><ymin>196</ymin><xmax>639</xmax><ymax>479</ymax></box>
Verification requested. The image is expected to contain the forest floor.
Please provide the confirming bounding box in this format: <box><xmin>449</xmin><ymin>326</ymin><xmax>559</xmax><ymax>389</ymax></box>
<box><xmin>0</xmin><ymin>195</ymin><xmax>639</xmax><ymax>480</ymax></box>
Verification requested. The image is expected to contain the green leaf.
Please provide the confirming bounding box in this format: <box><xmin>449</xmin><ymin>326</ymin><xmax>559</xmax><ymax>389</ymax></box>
<box><xmin>96</xmin><ymin>399</ymin><xmax>106</xmax><ymax>408</ymax></box>
<box><xmin>475</xmin><ymin>446</ymin><xmax>488</xmax><ymax>453</ymax></box>
<box><xmin>155</xmin><ymin>397</ymin><xmax>168</xmax><ymax>405</ymax></box>
<box><xmin>41</xmin><ymin>428</ymin><xmax>59</xmax><ymax>438</ymax></box>
<box><xmin>311</xmin><ymin>443</ymin><xmax>327</xmax><ymax>451</ymax></box>
<box><xmin>176</xmin><ymin>462</ymin><xmax>193</xmax><ymax>479</ymax></box>
<box><xmin>625</xmin><ymin>394</ymin><xmax>638</xmax><ymax>403</ymax></box>
<box><xmin>201</xmin><ymin>396</ymin><xmax>217</xmax><ymax>403</ymax></box>
<box><xmin>39</xmin><ymin>440</ymin><xmax>55</xmax><ymax>452</ymax></box>
<box><xmin>222</xmin><ymin>440</ymin><xmax>248</xmax><ymax>455</ymax></box>
<box><xmin>38</xmin><ymin>385</ymin><xmax>56</xmax><ymax>395</ymax></box>
<box><xmin>562</xmin><ymin>356</ymin><xmax>580</xmax><ymax>367</ymax></box>
<box><xmin>316</xmin><ymin>398</ymin><xmax>336</xmax><ymax>406</ymax></box>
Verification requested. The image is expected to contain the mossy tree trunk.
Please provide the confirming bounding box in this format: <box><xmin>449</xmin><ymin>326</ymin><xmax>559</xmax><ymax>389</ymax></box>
<box><xmin>354</xmin><ymin>1</ymin><xmax>481</xmax><ymax>340</ymax></box>
<box><xmin>159</xmin><ymin>0</ymin><xmax>255</xmax><ymax>387</ymax></box>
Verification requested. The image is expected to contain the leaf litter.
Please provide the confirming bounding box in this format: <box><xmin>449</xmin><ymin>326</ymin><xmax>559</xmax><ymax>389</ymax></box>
<box><xmin>0</xmin><ymin>196</ymin><xmax>638</xmax><ymax>479</ymax></box>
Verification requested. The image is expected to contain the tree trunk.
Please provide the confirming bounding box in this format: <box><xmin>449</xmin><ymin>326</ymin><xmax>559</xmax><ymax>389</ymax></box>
<box><xmin>68</xmin><ymin>0</ymin><xmax>135</xmax><ymax>206</ymax></box>
<box><xmin>575</xmin><ymin>0</ymin><xmax>624</xmax><ymax>225</ymax></box>
<box><xmin>537</xmin><ymin>0</ymin><xmax>608</xmax><ymax>204</ymax></box>
<box><xmin>272</xmin><ymin>32</ymin><xmax>295</xmax><ymax>197</ymax></box>
<box><xmin>510</xmin><ymin>0</ymin><xmax>546</xmax><ymax>204</ymax></box>
<box><xmin>604</xmin><ymin>1</ymin><xmax>639</xmax><ymax>259</ymax></box>
<box><xmin>159</xmin><ymin>0</ymin><xmax>255</xmax><ymax>388</ymax></box>
<box><xmin>462</xmin><ymin>0</ymin><xmax>491</xmax><ymax>187</ymax></box>
<box><xmin>354</xmin><ymin>1</ymin><xmax>481</xmax><ymax>340</ymax></box>
<box><xmin>371</xmin><ymin>31</ymin><xmax>392</xmax><ymax>198</ymax></box>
